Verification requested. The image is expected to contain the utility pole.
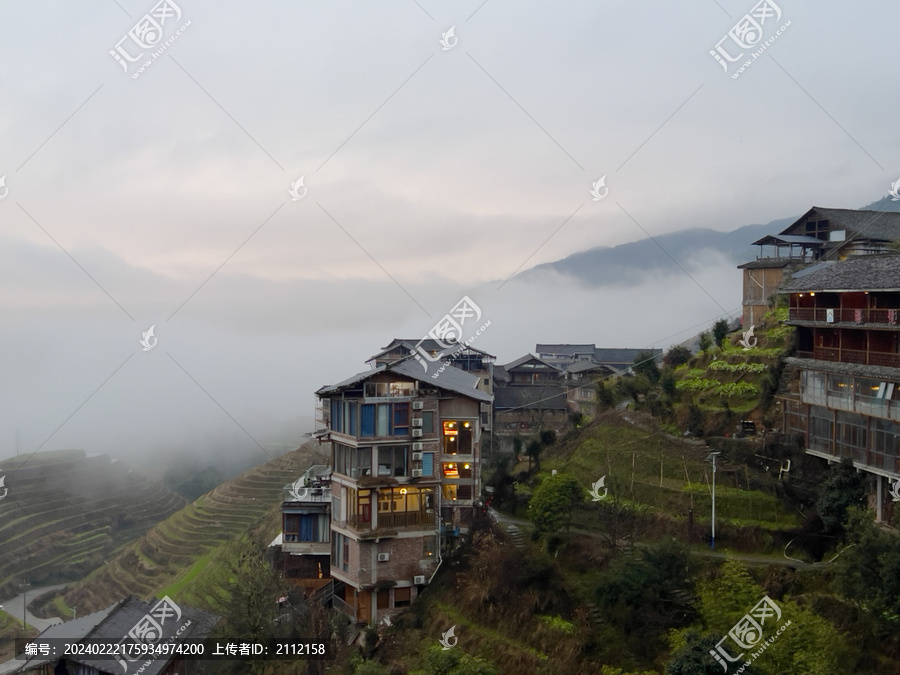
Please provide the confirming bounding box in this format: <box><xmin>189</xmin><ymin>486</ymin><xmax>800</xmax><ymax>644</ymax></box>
<box><xmin>20</xmin><ymin>582</ymin><xmax>30</xmax><ymax>629</ymax></box>
<box><xmin>707</xmin><ymin>452</ymin><xmax>721</xmax><ymax>550</ymax></box>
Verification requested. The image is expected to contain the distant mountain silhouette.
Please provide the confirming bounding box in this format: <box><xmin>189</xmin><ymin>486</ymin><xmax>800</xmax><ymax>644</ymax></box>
<box><xmin>518</xmin><ymin>196</ymin><xmax>900</xmax><ymax>287</ymax></box>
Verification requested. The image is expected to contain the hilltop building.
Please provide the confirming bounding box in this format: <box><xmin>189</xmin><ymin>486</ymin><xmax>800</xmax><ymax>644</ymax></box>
<box><xmin>314</xmin><ymin>355</ymin><xmax>491</xmax><ymax>624</ymax></box>
<box><xmin>738</xmin><ymin>207</ymin><xmax>900</xmax><ymax>327</ymax></box>
<box><xmin>778</xmin><ymin>254</ymin><xmax>900</xmax><ymax>521</ymax></box>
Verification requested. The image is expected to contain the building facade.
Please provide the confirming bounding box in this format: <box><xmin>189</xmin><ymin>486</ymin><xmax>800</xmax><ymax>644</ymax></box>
<box><xmin>316</xmin><ymin>356</ymin><xmax>491</xmax><ymax>623</ymax></box>
<box><xmin>276</xmin><ymin>465</ymin><xmax>332</xmax><ymax>597</ymax></box>
<box><xmin>738</xmin><ymin>207</ymin><xmax>900</xmax><ymax>328</ymax></box>
<box><xmin>778</xmin><ymin>254</ymin><xmax>900</xmax><ymax>521</ymax></box>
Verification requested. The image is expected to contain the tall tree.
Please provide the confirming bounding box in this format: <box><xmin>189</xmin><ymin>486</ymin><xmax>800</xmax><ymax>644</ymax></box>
<box><xmin>528</xmin><ymin>473</ymin><xmax>583</xmax><ymax>534</ymax></box>
<box><xmin>816</xmin><ymin>457</ymin><xmax>866</xmax><ymax>534</ymax></box>
<box><xmin>712</xmin><ymin>319</ymin><xmax>730</xmax><ymax>348</ymax></box>
<box><xmin>633</xmin><ymin>350</ymin><xmax>661</xmax><ymax>384</ymax></box>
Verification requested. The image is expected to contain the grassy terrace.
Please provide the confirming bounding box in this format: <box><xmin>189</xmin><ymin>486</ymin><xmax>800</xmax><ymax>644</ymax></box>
<box><xmin>0</xmin><ymin>450</ymin><xmax>187</xmax><ymax>599</ymax></box>
<box><xmin>58</xmin><ymin>444</ymin><xmax>328</xmax><ymax>613</ymax></box>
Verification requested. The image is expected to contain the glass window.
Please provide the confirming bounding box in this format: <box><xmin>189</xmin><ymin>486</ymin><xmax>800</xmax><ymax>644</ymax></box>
<box><xmin>422</xmin><ymin>411</ymin><xmax>434</xmax><ymax>434</ymax></box>
<box><xmin>378</xmin><ymin>446</ymin><xmax>408</xmax><ymax>476</ymax></box>
<box><xmin>394</xmin><ymin>587</ymin><xmax>411</xmax><ymax>607</ymax></box>
<box><xmin>361</xmin><ymin>404</ymin><xmax>375</xmax><ymax>437</ymax></box>
<box><xmin>376</xmin><ymin>404</ymin><xmax>390</xmax><ymax>436</ymax></box>
<box><xmin>393</xmin><ymin>404</ymin><xmax>409</xmax><ymax>435</ymax></box>
<box><xmin>423</xmin><ymin>536</ymin><xmax>437</xmax><ymax>558</ymax></box>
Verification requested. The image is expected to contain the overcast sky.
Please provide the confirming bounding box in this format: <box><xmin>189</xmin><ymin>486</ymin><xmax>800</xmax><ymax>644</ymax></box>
<box><xmin>1</xmin><ymin>0</ymin><xmax>898</xmax><ymax>470</ymax></box>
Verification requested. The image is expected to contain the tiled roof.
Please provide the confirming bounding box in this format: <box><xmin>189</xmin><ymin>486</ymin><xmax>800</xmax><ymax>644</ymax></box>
<box><xmin>779</xmin><ymin>254</ymin><xmax>900</xmax><ymax>292</ymax></box>
<box><xmin>317</xmin><ymin>356</ymin><xmax>492</xmax><ymax>403</ymax></box>
<box><xmin>502</xmin><ymin>354</ymin><xmax>560</xmax><ymax>371</ymax></box>
<box><xmin>493</xmin><ymin>386</ymin><xmax>568</xmax><ymax>411</ymax></box>
<box><xmin>20</xmin><ymin>597</ymin><xmax>218</xmax><ymax>675</ymax></box>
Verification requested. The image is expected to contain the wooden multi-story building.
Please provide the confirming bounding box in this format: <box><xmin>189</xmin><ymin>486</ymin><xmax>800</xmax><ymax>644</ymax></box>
<box><xmin>739</xmin><ymin>207</ymin><xmax>900</xmax><ymax>328</ymax></box>
<box><xmin>779</xmin><ymin>254</ymin><xmax>900</xmax><ymax>521</ymax></box>
<box><xmin>276</xmin><ymin>465</ymin><xmax>332</xmax><ymax>598</ymax></box>
<box><xmin>316</xmin><ymin>355</ymin><xmax>491</xmax><ymax>624</ymax></box>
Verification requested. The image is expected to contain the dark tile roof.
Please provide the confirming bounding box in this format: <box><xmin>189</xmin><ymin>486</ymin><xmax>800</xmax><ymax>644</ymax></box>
<box><xmin>317</xmin><ymin>356</ymin><xmax>492</xmax><ymax>403</ymax></box>
<box><xmin>20</xmin><ymin>597</ymin><xmax>218</xmax><ymax>675</ymax></box>
<box><xmin>779</xmin><ymin>254</ymin><xmax>900</xmax><ymax>292</ymax></box>
<box><xmin>563</xmin><ymin>360</ymin><xmax>614</xmax><ymax>375</ymax></box>
<box><xmin>737</xmin><ymin>259</ymin><xmax>798</xmax><ymax>270</ymax></box>
<box><xmin>535</xmin><ymin>344</ymin><xmax>596</xmax><ymax>356</ymax></box>
<box><xmin>808</xmin><ymin>207</ymin><xmax>900</xmax><ymax>241</ymax></box>
<box><xmin>593</xmin><ymin>348</ymin><xmax>662</xmax><ymax>364</ymax></box>
<box><xmin>751</xmin><ymin>234</ymin><xmax>825</xmax><ymax>246</ymax></box>
<box><xmin>493</xmin><ymin>386</ymin><xmax>568</xmax><ymax>411</ymax></box>
<box><xmin>370</xmin><ymin>338</ymin><xmax>495</xmax><ymax>362</ymax></box>
<box><xmin>502</xmin><ymin>354</ymin><xmax>560</xmax><ymax>371</ymax></box>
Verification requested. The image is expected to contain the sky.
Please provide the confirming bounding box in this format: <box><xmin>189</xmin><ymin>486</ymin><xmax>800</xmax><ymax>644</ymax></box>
<box><xmin>1</xmin><ymin>0</ymin><xmax>898</xmax><ymax>471</ymax></box>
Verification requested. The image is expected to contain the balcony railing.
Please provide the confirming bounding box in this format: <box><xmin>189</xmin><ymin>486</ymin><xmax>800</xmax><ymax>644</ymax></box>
<box><xmin>789</xmin><ymin>308</ymin><xmax>900</xmax><ymax>325</ymax></box>
<box><xmin>796</xmin><ymin>349</ymin><xmax>900</xmax><ymax>369</ymax></box>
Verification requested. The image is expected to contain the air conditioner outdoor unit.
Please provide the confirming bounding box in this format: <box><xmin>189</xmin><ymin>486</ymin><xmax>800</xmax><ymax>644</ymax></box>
<box><xmin>412</xmin><ymin>442</ymin><xmax>424</xmax><ymax>451</ymax></box>
<box><xmin>412</xmin><ymin>429</ymin><xmax>423</xmax><ymax>437</ymax></box>
<box><xmin>826</xmin><ymin>309</ymin><xmax>835</xmax><ymax>323</ymax></box>
<box><xmin>412</xmin><ymin>401</ymin><xmax>424</xmax><ymax>410</ymax></box>
<box><xmin>377</xmin><ymin>553</ymin><xmax>390</xmax><ymax>562</ymax></box>
<box><xmin>412</xmin><ymin>419</ymin><xmax>423</xmax><ymax>427</ymax></box>
<box><xmin>412</xmin><ymin>452</ymin><xmax>423</xmax><ymax>461</ymax></box>
<box><xmin>413</xmin><ymin>575</ymin><xmax>426</xmax><ymax>585</ymax></box>
<box><xmin>412</xmin><ymin>469</ymin><xmax>423</xmax><ymax>477</ymax></box>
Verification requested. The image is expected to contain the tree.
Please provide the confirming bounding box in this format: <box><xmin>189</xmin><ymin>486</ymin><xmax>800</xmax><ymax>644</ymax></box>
<box><xmin>664</xmin><ymin>345</ymin><xmax>693</xmax><ymax>369</ymax></box>
<box><xmin>528</xmin><ymin>473</ymin><xmax>583</xmax><ymax>534</ymax></box>
<box><xmin>666</xmin><ymin>632</ymin><xmax>737</xmax><ymax>675</ymax></box>
<box><xmin>816</xmin><ymin>457</ymin><xmax>866</xmax><ymax>534</ymax></box>
<box><xmin>597</xmin><ymin>381</ymin><xmax>617</xmax><ymax>409</ymax></box>
<box><xmin>633</xmin><ymin>350</ymin><xmax>661</xmax><ymax>384</ymax></box>
<box><xmin>539</xmin><ymin>430</ymin><xmax>557</xmax><ymax>448</ymax></box>
<box><xmin>712</xmin><ymin>319</ymin><xmax>730</xmax><ymax>348</ymax></box>
<box><xmin>513</xmin><ymin>435</ymin><xmax>524</xmax><ymax>459</ymax></box>
<box><xmin>698</xmin><ymin>332</ymin><xmax>712</xmax><ymax>353</ymax></box>
<box><xmin>660</xmin><ymin>368</ymin><xmax>677</xmax><ymax>398</ymax></box>
<box><xmin>835</xmin><ymin>507</ymin><xmax>900</xmax><ymax>627</ymax></box>
<box><xmin>525</xmin><ymin>439</ymin><xmax>542</xmax><ymax>471</ymax></box>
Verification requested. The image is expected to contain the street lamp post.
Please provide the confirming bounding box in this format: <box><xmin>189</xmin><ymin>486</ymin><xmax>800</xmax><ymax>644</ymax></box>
<box><xmin>20</xmin><ymin>582</ymin><xmax>30</xmax><ymax>630</ymax></box>
<box><xmin>707</xmin><ymin>452</ymin><xmax>721</xmax><ymax>551</ymax></box>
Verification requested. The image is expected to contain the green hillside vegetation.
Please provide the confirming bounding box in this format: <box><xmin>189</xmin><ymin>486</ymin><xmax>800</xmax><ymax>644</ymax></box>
<box><xmin>47</xmin><ymin>443</ymin><xmax>328</xmax><ymax>616</ymax></box>
<box><xmin>0</xmin><ymin>450</ymin><xmax>187</xmax><ymax>599</ymax></box>
<box><xmin>669</xmin><ymin>309</ymin><xmax>792</xmax><ymax>435</ymax></box>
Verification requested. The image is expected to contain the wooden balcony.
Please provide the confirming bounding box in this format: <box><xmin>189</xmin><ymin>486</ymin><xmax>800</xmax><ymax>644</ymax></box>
<box><xmin>789</xmin><ymin>308</ymin><xmax>900</xmax><ymax>325</ymax></box>
<box><xmin>796</xmin><ymin>348</ymin><xmax>900</xmax><ymax>369</ymax></box>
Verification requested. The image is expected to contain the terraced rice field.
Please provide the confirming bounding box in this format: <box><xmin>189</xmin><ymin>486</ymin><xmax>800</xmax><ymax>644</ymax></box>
<box><xmin>0</xmin><ymin>450</ymin><xmax>187</xmax><ymax>599</ymax></box>
<box><xmin>59</xmin><ymin>443</ymin><xmax>328</xmax><ymax>613</ymax></box>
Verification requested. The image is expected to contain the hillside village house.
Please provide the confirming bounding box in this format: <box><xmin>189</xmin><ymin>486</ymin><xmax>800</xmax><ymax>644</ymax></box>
<box><xmin>778</xmin><ymin>254</ymin><xmax>900</xmax><ymax>521</ymax></box>
<box><xmin>536</xmin><ymin>344</ymin><xmax>662</xmax><ymax>373</ymax></box>
<box><xmin>738</xmin><ymin>207</ymin><xmax>900</xmax><ymax>327</ymax></box>
<box><xmin>272</xmin><ymin>464</ymin><xmax>333</xmax><ymax>600</ymax></box>
<box><xmin>315</xmin><ymin>355</ymin><xmax>491</xmax><ymax>624</ymax></box>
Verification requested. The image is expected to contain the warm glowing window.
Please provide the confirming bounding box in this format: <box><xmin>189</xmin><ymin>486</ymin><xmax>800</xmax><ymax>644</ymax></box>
<box><xmin>442</xmin><ymin>420</ymin><xmax>473</xmax><ymax>454</ymax></box>
<box><xmin>442</xmin><ymin>463</ymin><xmax>459</xmax><ymax>478</ymax></box>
